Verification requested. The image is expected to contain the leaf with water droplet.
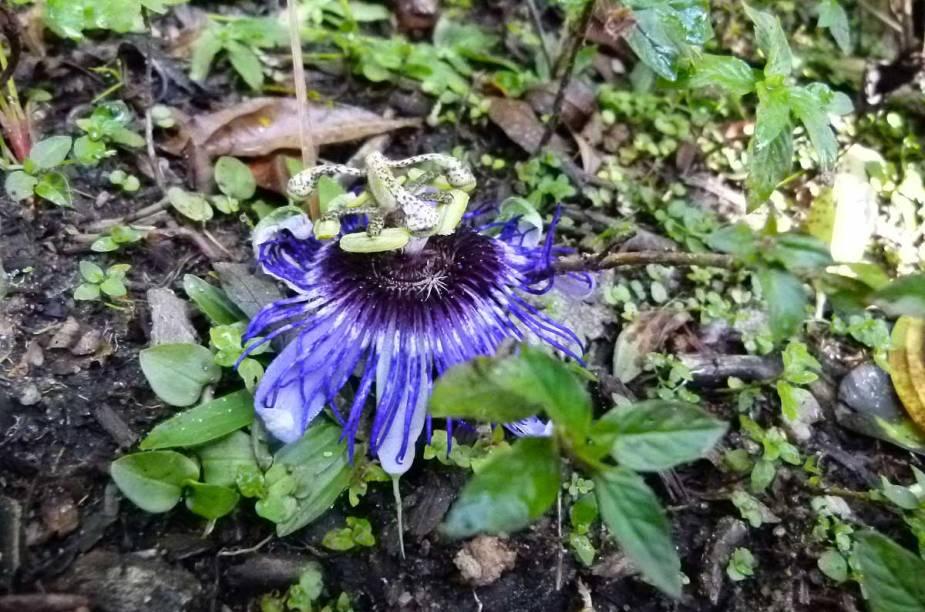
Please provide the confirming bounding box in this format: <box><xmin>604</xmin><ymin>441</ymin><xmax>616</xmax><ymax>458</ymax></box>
<box><xmin>141</xmin><ymin>390</ymin><xmax>254</xmax><ymax>449</ymax></box>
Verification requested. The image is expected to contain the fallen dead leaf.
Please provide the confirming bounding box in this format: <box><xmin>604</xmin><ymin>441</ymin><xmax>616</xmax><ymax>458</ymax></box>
<box><xmin>487</xmin><ymin>97</ymin><xmax>570</xmax><ymax>154</ymax></box>
<box><xmin>613</xmin><ymin>309</ymin><xmax>691</xmax><ymax>383</ymax></box>
<box><xmin>162</xmin><ymin>98</ymin><xmax>422</xmax><ymax>191</ymax></box>
<box><xmin>890</xmin><ymin>316</ymin><xmax>925</xmax><ymax>430</ymax></box>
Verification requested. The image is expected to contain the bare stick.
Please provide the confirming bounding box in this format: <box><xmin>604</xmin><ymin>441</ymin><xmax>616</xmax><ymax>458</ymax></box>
<box><xmin>554</xmin><ymin>250</ymin><xmax>736</xmax><ymax>273</ymax></box>
<box><xmin>538</xmin><ymin>0</ymin><xmax>596</xmax><ymax>150</ymax></box>
<box><xmin>286</xmin><ymin>0</ymin><xmax>320</xmax><ymax>220</ymax></box>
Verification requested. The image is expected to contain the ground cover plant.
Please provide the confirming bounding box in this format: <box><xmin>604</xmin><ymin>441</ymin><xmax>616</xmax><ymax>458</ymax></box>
<box><xmin>1</xmin><ymin>0</ymin><xmax>925</xmax><ymax>610</ymax></box>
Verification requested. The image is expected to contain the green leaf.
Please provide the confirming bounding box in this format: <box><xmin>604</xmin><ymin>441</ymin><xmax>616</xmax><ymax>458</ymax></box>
<box><xmin>198</xmin><ymin>430</ymin><xmax>259</xmax><ymax>487</ymax></box>
<box><xmin>226</xmin><ymin>41</ymin><xmax>264</xmax><ymax>91</ymax></box>
<box><xmin>817</xmin><ymin>0</ymin><xmax>851</xmax><ymax>54</ymax></box>
<box><xmin>624</xmin><ymin>0</ymin><xmax>713</xmax><ymax>81</ymax></box>
<box><xmin>273</xmin><ymin>420</ymin><xmax>355</xmax><ymax>536</ymax></box>
<box><xmin>28</xmin><ymin>136</ymin><xmax>72</xmax><ymax>169</ymax></box>
<box><xmin>706</xmin><ymin>223</ymin><xmax>758</xmax><ymax>260</ymax></box>
<box><xmin>139</xmin><ymin>343</ymin><xmax>222</xmax><ymax>407</ymax></box>
<box><xmin>90</xmin><ymin>236</ymin><xmax>119</xmax><ymax>252</ymax></box>
<box><xmin>766</xmin><ymin>232</ymin><xmax>834</xmax><ymax>272</ymax></box>
<box><xmin>141</xmin><ymin>390</ymin><xmax>254</xmax><ymax>450</ymax></box>
<box><xmin>817</xmin><ymin>548</ymin><xmax>848</xmax><ymax>583</ymax></box>
<box><xmin>855</xmin><ymin>531</ymin><xmax>925</xmax><ymax>612</ymax></box>
<box><xmin>185</xmin><ymin>481</ymin><xmax>240</xmax><ymax>520</ymax></box>
<box><xmin>214</xmin><ymin>156</ymin><xmax>257</xmax><ymax>200</ymax></box>
<box><xmin>600</xmin><ymin>401</ymin><xmax>727</xmax><ymax>472</ymax></box>
<box><xmin>754</xmin><ymin>81</ymin><xmax>792</xmax><ymax>149</ymax></box>
<box><xmin>108</xmin><ymin>126</ymin><xmax>145</xmax><ymax>149</ymax></box>
<box><xmin>431</xmin><ymin>346</ymin><xmax>591</xmax><ymax>437</ymax></box>
<box><xmin>79</xmin><ymin>260</ymin><xmax>105</xmax><ymax>283</ymax></box>
<box><xmin>99</xmin><ymin>276</ymin><xmax>126</xmax><ymax>298</ymax></box>
<box><xmin>441</xmin><ymin>437</ymin><xmax>561</xmax><ymax>538</ymax></box>
<box><xmin>789</xmin><ymin>84</ymin><xmax>842</xmax><ymax>171</ymax></box>
<box><xmin>5</xmin><ymin>170</ymin><xmax>37</xmax><ymax>201</ymax></box>
<box><xmin>73</xmin><ymin>283</ymin><xmax>101</xmax><ymax>301</ymax></box>
<box><xmin>871</xmin><ymin>274</ymin><xmax>925</xmax><ymax>318</ymax></box>
<box><xmin>686</xmin><ymin>53</ymin><xmax>757</xmax><ymax>97</ymax></box>
<box><xmin>746</xmin><ymin>128</ymin><xmax>793</xmax><ymax>209</ymax></box>
<box><xmin>73</xmin><ymin>135</ymin><xmax>108</xmax><ymax>165</ymax></box>
<box><xmin>594</xmin><ymin>467</ymin><xmax>681</xmax><ymax>597</ymax></box>
<box><xmin>190</xmin><ymin>28</ymin><xmax>223</xmax><ymax>82</ymax></box>
<box><xmin>168</xmin><ymin>187</ymin><xmax>213</xmax><ymax>222</ymax></box>
<box><xmin>35</xmin><ymin>172</ymin><xmax>72</xmax><ymax>207</ymax></box>
<box><xmin>183</xmin><ymin>274</ymin><xmax>247</xmax><ymax>325</ymax></box>
<box><xmin>110</xmin><ymin>450</ymin><xmax>200</xmax><ymax>513</ymax></box>
<box><xmin>743</xmin><ymin>4</ymin><xmax>793</xmax><ymax>76</ymax></box>
<box><xmin>757</xmin><ymin>267</ymin><xmax>807</xmax><ymax>343</ymax></box>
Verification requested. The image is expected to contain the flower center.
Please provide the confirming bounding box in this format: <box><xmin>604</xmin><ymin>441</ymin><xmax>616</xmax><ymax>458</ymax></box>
<box><xmin>322</xmin><ymin>229</ymin><xmax>503</xmax><ymax>304</ymax></box>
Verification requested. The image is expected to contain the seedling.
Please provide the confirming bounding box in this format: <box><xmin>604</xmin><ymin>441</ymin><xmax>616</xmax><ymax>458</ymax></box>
<box><xmin>4</xmin><ymin>135</ymin><xmax>73</xmax><ymax>207</ymax></box>
<box><xmin>73</xmin><ymin>261</ymin><xmax>130</xmax><ymax>302</ymax></box>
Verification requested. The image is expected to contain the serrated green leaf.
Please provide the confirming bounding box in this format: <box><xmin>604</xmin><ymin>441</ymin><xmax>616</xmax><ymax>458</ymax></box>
<box><xmin>686</xmin><ymin>53</ymin><xmax>757</xmax><ymax>97</ymax></box>
<box><xmin>754</xmin><ymin>81</ymin><xmax>791</xmax><ymax>149</ymax></box>
<box><xmin>139</xmin><ymin>343</ymin><xmax>222</xmax><ymax>407</ymax></box>
<box><xmin>441</xmin><ymin>437</ymin><xmax>561</xmax><ymax>538</ymax></box>
<box><xmin>743</xmin><ymin>4</ymin><xmax>793</xmax><ymax>76</ymax></box>
<box><xmin>746</xmin><ymin>127</ymin><xmax>793</xmax><ymax>209</ymax></box>
<box><xmin>594</xmin><ymin>467</ymin><xmax>681</xmax><ymax>597</ymax></box>
<box><xmin>110</xmin><ymin>450</ymin><xmax>199</xmax><ymax>513</ymax></box>
<box><xmin>855</xmin><ymin>531</ymin><xmax>925</xmax><ymax>612</ymax></box>
<box><xmin>226</xmin><ymin>41</ymin><xmax>264</xmax><ymax>91</ymax></box>
<box><xmin>872</xmin><ymin>274</ymin><xmax>925</xmax><ymax>318</ymax></box>
<box><xmin>431</xmin><ymin>346</ymin><xmax>591</xmax><ymax>439</ymax></box>
<box><xmin>599</xmin><ymin>401</ymin><xmax>727</xmax><ymax>471</ymax></box>
<box><xmin>758</xmin><ymin>267</ymin><xmax>807</xmax><ymax>343</ymax></box>
<box><xmin>817</xmin><ymin>0</ymin><xmax>851</xmax><ymax>54</ymax></box>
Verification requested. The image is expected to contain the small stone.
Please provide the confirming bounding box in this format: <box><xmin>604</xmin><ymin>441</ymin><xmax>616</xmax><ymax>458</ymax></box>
<box><xmin>147</xmin><ymin>288</ymin><xmax>197</xmax><ymax>345</ymax></box>
<box><xmin>48</xmin><ymin>317</ymin><xmax>81</xmax><ymax>349</ymax></box>
<box><xmin>18</xmin><ymin>383</ymin><xmax>40</xmax><ymax>406</ymax></box>
<box><xmin>70</xmin><ymin>329</ymin><xmax>102</xmax><ymax>356</ymax></box>
<box><xmin>783</xmin><ymin>390</ymin><xmax>823</xmax><ymax>442</ymax></box>
<box><xmin>838</xmin><ymin>363</ymin><xmax>901</xmax><ymax>418</ymax></box>
<box><xmin>453</xmin><ymin>535</ymin><xmax>516</xmax><ymax>587</ymax></box>
<box><xmin>41</xmin><ymin>489</ymin><xmax>80</xmax><ymax>537</ymax></box>
<box><xmin>55</xmin><ymin>550</ymin><xmax>201</xmax><ymax>612</ymax></box>
<box><xmin>700</xmin><ymin>517</ymin><xmax>747</xmax><ymax>605</ymax></box>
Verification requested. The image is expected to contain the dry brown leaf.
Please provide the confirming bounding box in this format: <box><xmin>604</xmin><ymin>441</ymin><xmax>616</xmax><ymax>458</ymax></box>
<box><xmin>613</xmin><ymin>309</ymin><xmax>691</xmax><ymax>383</ymax></box>
<box><xmin>525</xmin><ymin>80</ymin><xmax>596</xmax><ymax>132</ymax></box>
<box><xmin>890</xmin><ymin>316</ymin><xmax>925</xmax><ymax>431</ymax></box>
<box><xmin>163</xmin><ymin>98</ymin><xmax>421</xmax><ymax>190</ymax></box>
<box><xmin>486</xmin><ymin>97</ymin><xmax>570</xmax><ymax>155</ymax></box>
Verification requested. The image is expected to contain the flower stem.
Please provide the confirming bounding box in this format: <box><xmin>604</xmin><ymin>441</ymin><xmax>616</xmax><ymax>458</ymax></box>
<box><xmin>392</xmin><ymin>475</ymin><xmax>406</xmax><ymax>560</ymax></box>
<box><xmin>553</xmin><ymin>250</ymin><xmax>737</xmax><ymax>273</ymax></box>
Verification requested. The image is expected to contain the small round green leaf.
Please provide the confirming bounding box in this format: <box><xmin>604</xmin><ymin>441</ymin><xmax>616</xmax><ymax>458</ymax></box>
<box><xmin>214</xmin><ymin>156</ymin><xmax>256</xmax><ymax>200</ymax></box>
<box><xmin>185</xmin><ymin>481</ymin><xmax>239</xmax><ymax>520</ymax></box>
<box><xmin>110</xmin><ymin>451</ymin><xmax>199</xmax><ymax>513</ymax></box>
<box><xmin>5</xmin><ymin>170</ymin><xmax>37</xmax><ymax>201</ymax></box>
<box><xmin>139</xmin><ymin>343</ymin><xmax>221</xmax><ymax>407</ymax></box>
<box><xmin>168</xmin><ymin>186</ymin><xmax>213</xmax><ymax>222</ymax></box>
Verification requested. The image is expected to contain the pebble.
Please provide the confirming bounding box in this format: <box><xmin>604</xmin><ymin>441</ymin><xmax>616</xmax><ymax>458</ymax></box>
<box><xmin>18</xmin><ymin>383</ymin><xmax>40</xmax><ymax>406</ymax></box>
<box><xmin>838</xmin><ymin>363</ymin><xmax>901</xmax><ymax>418</ymax></box>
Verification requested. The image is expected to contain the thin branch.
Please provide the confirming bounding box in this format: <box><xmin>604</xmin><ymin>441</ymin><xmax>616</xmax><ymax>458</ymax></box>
<box><xmin>286</xmin><ymin>0</ymin><xmax>319</xmax><ymax>220</ymax></box>
<box><xmin>526</xmin><ymin>0</ymin><xmax>553</xmax><ymax>73</ymax></box>
<box><xmin>554</xmin><ymin>250</ymin><xmax>736</xmax><ymax>273</ymax></box>
<box><xmin>538</xmin><ymin>0</ymin><xmax>596</xmax><ymax>150</ymax></box>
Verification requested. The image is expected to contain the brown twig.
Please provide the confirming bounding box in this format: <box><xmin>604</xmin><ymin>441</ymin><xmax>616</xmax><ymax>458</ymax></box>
<box><xmin>537</xmin><ymin>0</ymin><xmax>596</xmax><ymax>150</ymax></box>
<box><xmin>286</xmin><ymin>0</ymin><xmax>319</xmax><ymax>221</ymax></box>
<box><xmin>554</xmin><ymin>250</ymin><xmax>736</xmax><ymax>273</ymax></box>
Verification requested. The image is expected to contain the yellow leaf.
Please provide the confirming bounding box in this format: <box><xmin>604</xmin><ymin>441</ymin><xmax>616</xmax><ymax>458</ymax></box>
<box><xmin>889</xmin><ymin>316</ymin><xmax>925</xmax><ymax>431</ymax></box>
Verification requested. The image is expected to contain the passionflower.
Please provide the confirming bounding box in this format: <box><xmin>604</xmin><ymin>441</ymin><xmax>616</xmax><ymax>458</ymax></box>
<box><xmin>241</xmin><ymin>210</ymin><xmax>584</xmax><ymax>474</ymax></box>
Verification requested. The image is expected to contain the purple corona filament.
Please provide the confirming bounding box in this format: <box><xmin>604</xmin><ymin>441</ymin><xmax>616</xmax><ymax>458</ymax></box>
<box><xmin>241</xmin><ymin>213</ymin><xmax>584</xmax><ymax>474</ymax></box>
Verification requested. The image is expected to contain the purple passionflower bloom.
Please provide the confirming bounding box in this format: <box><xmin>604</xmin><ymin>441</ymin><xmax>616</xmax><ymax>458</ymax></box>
<box><xmin>240</xmin><ymin>210</ymin><xmax>584</xmax><ymax>474</ymax></box>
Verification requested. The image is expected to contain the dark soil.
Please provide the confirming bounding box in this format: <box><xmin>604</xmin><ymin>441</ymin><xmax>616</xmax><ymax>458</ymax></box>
<box><xmin>0</xmin><ymin>3</ymin><xmax>919</xmax><ymax>612</ymax></box>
